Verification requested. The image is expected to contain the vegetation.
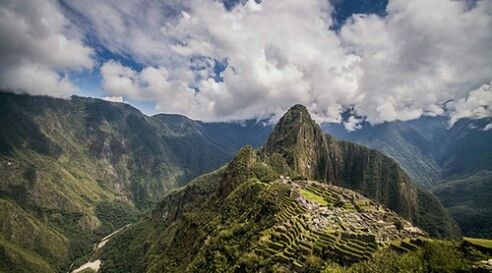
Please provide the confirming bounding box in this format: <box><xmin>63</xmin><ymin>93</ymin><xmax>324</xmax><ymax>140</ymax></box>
<box><xmin>99</xmin><ymin>149</ymin><xmax>489</xmax><ymax>272</ymax></box>
<box><xmin>323</xmin><ymin>116</ymin><xmax>492</xmax><ymax>238</ymax></box>
<box><xmin>324</xmin><ymin>239</ymin><xmax>492</xmax><ymax>273</ymax></box>
<box><xmin>299</xmin><ymin>188</ymin><xmax>329</xmax><ymax>206</ymax></box>
<box><xmin>433</xmin><ymin>171</ymin><xmax>492</xmax><ymax>238</ymax></box>
<box><xmin>0</xmin><ymin>235</ymin><xmax>55</xmax><ymax>273</ymax></box>
<box><xmin>465</xmin><ymin>237</ymin><xmax>492</xmax><ymax>249</ymax></box>
<box><xmin>0</xmin><ymin>92</ymin><xmax>271</xmax><ymax>272</ymax></box>
<box><xmin>0</xmin><ymin>93</ymin><xmax>480</xmax><ymax>272</ymax></box>
<box><xmin>94</xmin><ymin>201</ymin><xmax>140</xmax><ymax>236</ymax></box>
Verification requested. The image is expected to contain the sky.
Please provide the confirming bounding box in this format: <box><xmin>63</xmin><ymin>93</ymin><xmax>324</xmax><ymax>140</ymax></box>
<box><xmin>0</xmin><ymin>0</ymin><xmax>491</xmax><ymax>130</ymax></box>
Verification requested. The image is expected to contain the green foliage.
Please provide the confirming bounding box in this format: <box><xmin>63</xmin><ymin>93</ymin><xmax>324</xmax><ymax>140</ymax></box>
<box><xmin>98</xmin><ymin>104</ymin><xmax>469</xmax><ymax>272</ymax></box>
<box><xmin>1</xmin><ymin>93</ymin><xmax>479</xmax><ymax>272</ymax></box>
<box><xmin>323</xmin><ymin>116</ymin><xmax>492</xmax><ymax>238</ymax></box>
<box><xmin>465</xmin><ymin>237</ymin><xmax>492</xmax><ymax>249</ymax></box>
<box><xmin>432</xmin><ymin>171</ymin><xmax>492</xmax><ymax>238</ymax></box>
<box><xmin>0</xmin><ymin>235</ymin><xmax>55</xmax><ymax>273</ymax></box>
<box><xmin>252</xmin><ymin>162</ymin><xmax>278</xmax><ymax>183</ymax></box>
<box><xmin>95</xmin><ymin>201</ymin><xmax>140</xmax><ymax>236</ymax></box>
<box><xmin>415</xmin><ymin>189</ymin><xmax>461</xmax><ymax>240</ymax></box>
<box><xmin>329</xmin><ymin>241</ymin><xmax>471</xmax><ymax>273</ymax></box>
<box><xmin>267</xmin><ymin>153</ymin><xmax>292</xmax><ymax>175</ymax></box>
<box><xmin>0</xmin><ymin>198</ymin><xmax>68</xmax><ymax>269</ymax></box>
<box><xmin>0</xmin><ymin>92</ymin><xmax>273</xmax><ymax>272</ymax></box>
<box><xmin>99</xmin><ymin>159</ymin><xmax>278</xmax><ymax>273</ymax></box>
<box><xmin>299</xmin><ymin>189</ymin><xmax>328</xmax><ymax>206</ymax></box>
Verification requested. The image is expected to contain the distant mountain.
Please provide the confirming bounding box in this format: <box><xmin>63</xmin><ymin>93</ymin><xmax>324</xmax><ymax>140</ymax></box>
<box><xmin>322</xmin><ymin>116</ymin><xmax>492</xmax><ymax>237</ymax></box>
<box><xmin>96</xmin><ymin>105</ymin><xmax>460</xmax><ymax>273</ymax></box>
<box><xmin>0</xmin><ymin>91</ymin><xmax>271</xmax><ymax>273</ymax></box>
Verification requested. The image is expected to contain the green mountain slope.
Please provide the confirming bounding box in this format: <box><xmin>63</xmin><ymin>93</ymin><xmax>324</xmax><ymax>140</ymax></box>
<box><xmin>432</xmin><ymin>171</ymin><xmax>492</xmax><ymax>238</ymax></box>
<box><xmin>321</xmin><ymin>117</ymin><xmax>447</xmax><ymax>187</ymax></box>
<box><xmin>0</xmin><ymin>198</ymin><xmax>67</xmax><ymax>273</ymax></box>
<box><xmin>97</xmin><ymin>105</ymin><xmax>461</xmax><ymax>273</ymax></box>
<box><xmin>99</xmin><ymin>147</ymin><xmax>429</xmax><ymax>273</ymax></box>
<box><xmin>322</xmin><ymin>116</ymin><xmax>492</xmax><ymax>237</ymax></box>
<box><xmin>0</xmin><ymin>92</ymin><xmax>271</xmax><ymax>272</ymax></box>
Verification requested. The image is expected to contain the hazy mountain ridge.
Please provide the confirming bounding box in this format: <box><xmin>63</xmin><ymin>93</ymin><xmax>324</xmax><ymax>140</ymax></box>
<box><xmin>322</xmin><ymin>116</ymin><xmax>492</xmax><ymax>187</ymax></box>
<box><xmin>322</xmin><ymin>116</ymin><xmax>492</xmax><ymax>237</ymax></box>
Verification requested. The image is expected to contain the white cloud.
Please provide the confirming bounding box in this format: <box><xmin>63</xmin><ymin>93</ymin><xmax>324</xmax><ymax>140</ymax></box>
<box><xmin>101</xmin><ymin>60</ymin><xmax>199</xmax><ymax>116</ymax></box>
<box><xmin>1</xmin><ymin>64</ymin><xmax>77</xmax><ymax>96</ymax></box>
<box><xmin>483</xmin><ymin>123</ymin><xmax>492</xmax><ymax>131</ymax></box>
<box><xmin>0</xmin><ymin>0</ymin><xmax>93</xmax><ymax>96</ymax></box>
<box><xmin>340</xmin><ymin>0</ymin><xmax>492</xmax><ymax>124</ymax></box>
<box><xmin>448</xmin><ymin>82</ymin><xmax>492</xmax><ymax>125</ymax></box>
<box><xmin>343</xmin><ymin>116</ymin><xmax>363</xmax><ymax>132</ymax></box>
<box><xmin>65</xmin><ymin>0</ymin><xmax>492</xmax><ymax>123</ymax></box>
<box><xmin>102</xmin><ymin>96</ymin><xmax>124</xmax><ymax>103</ymax></box>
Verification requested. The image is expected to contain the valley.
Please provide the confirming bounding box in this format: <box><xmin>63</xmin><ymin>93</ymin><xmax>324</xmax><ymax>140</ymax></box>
<box><xmin>92</xmin><ymin>105</ymin><xmax>477</xmax><ymax>273</ymax></box>
<box><xmin>0</xmin><ymin>93</ymin><xmax>489</xmax><ymax>272</ymax></box>
<box><xmin>69</xmin><ymin>224</ymin><xmax>131</xmax><ymax>273</ymax></box>
<box><xmin>0</xmin><ymin>92</ymin><xmax>270</xmax><ymax>273</ymax></box>
<box><xmin>1</xmin><ymin>0</ymin><xmax>490</xmax><ymax>271</ymax></box>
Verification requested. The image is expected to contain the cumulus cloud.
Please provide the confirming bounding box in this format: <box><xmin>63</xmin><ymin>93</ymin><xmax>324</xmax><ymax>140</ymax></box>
<box><xmin>343</xmin><ymin>116</ymin><xmax>364</xmax><ymax>132</ymax></box>
<box><xmin>0</xmin><ymin>0</ymin><xmax>93</xmax><ymax>96</ymax></box>
<box><xmin>101</xmin><ymin>60</ymin><xmax>199</xmax><ymax>115</ymax></box>
<box><xmin>65</xmin><ymin>0</ymin><xmax>491</xmax><ymax>124</ymax></box>
<box><xmin>69</xmin><ymin>0</ymin><xmax>361</xmax><ymax>121</ymax></box>
<box><xmin>448</xmin><ymin>82</ymin><xmax>492</xmax><ymax>125</ymax></box>
<box><xmin>341</xmin><ymin>0</ymin><xmax>492</xmax><ymax>124</ymax></box>
<box><xmin>102</xmin><ymin>96</ymin><xmax>124</xmax><ymax>103</ymax></box>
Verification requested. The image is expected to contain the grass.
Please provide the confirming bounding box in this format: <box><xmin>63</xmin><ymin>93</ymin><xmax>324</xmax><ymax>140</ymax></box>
<box><xmin>299</xmin><ymin>189</ymin><xmax>328</xmax><ymax>206</ymax></box>
<box><xmin>464</xmin><ymin>237</ymin><xmax>492</xmax><ymax>249</ymax></box>
<box><xmin>0</xmin><ymin>236</ymin><xmax>55</xmax><ymax>273</ymax></box>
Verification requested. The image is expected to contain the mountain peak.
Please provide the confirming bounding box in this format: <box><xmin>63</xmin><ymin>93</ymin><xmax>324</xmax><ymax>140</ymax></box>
<box><xmin>282</xmin><ymin>104</ymin><xmax>315</xmax><ymax>125</ymax></box>
<box><xmin>263</xmin><ymin>104</ymin><xmax>327</xmax><ymax>179</ymax></box>
<box><xmin>287</xmin><ymin>103</ymin><xmax>310</xmax><ymax>114</ymax></box>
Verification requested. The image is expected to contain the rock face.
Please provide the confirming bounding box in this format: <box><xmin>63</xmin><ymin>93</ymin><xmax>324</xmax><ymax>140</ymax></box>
<box><xmin>264</xmin><ymin>104</ymin><xmax>334</xmax><ymax>180</ymax></box>
<box><xmin>264</xmin><ymin>104</ymin><xmax>460</xmax><ymax>239</ymax></box>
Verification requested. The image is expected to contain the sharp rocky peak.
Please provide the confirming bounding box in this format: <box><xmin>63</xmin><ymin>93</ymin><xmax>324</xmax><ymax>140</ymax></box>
<box><xmin>263</xmin><ymin>104</ymin><xmax>330</xmax><ymax>180</ymax></box>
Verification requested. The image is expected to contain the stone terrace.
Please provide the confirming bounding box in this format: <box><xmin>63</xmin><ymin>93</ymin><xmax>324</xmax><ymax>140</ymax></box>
<box><xmin>255</xmin><ymin>178</ymin><xmax>428</xmax><ymax>268</ymax></box>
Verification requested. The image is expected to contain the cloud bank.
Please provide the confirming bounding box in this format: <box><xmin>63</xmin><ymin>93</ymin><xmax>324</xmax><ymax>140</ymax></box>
<box><xmin>2</xmin><ymin>0</ymin><xmax>491</xmax><ymax>126</ymax></box>
<box><xmin>0</xmin><ymin>0</ymin><xmax>93</xmax><ymax>96</ymax></box>
<box><xmin>448</xmin><ymin>81</ymin><xmax>492</xmax><ymax>125</ymax></box>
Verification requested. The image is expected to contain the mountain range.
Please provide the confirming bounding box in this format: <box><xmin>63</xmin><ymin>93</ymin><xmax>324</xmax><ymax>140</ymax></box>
<box><xmin>95</xmin><ymin>104</ymin><xmax>460</xmax><ymax>273</ymax></box>
<box><xmin>0</xmin><ymin>92</ymin><xmax>490</xmax><ymax>273</ymax></box>
<box><xmin>0</xmin><ymin>92</ymin><xmax>270</xmax><ymax>272</ymax></box>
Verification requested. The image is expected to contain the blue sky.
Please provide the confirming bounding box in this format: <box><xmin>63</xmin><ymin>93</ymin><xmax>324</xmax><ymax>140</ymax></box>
<box><xmin>1</xmin><ymin>0</ymin><xmax>491</xmax><ymax>127</ymax></box>
<box><xmin>70</xmin><ymin>0</ymin><xmax>390</xmax><ymax>114</ymax></box>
